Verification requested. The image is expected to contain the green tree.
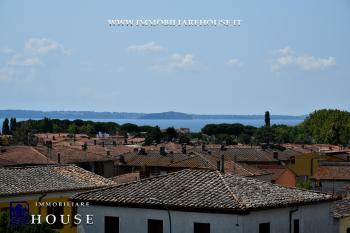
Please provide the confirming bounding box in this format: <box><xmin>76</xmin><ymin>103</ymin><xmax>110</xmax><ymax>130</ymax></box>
<box><xmin>265</xmin><ymin>111</ymin><xmax>271</xmax><ymax>128</ymax></box>
<box><xmin>10</xmin><ymin>118</ymin><xmax>17</xmax><ymax>133</ymax></box>
<box><xmin>80</xmin><ymin>124</ymin><xmax>95</xmax><ymax>135</ymax></box>
<box><xmin>144</xmin><ymin>126</ymin><xmax>163</xmax><ymax>145</ymax></box>
<box><xmin>67</xmin><ymin>123</ymin><xmax>78</xmax><ymax>135</ymax></box>
<box><xmin>2</xmin><ymin>118</ymin><xmax>10</xmax><ymax>135</ymax></box>
<box><xmin>301</xmin><ymin>109</ymin><xmax>350</xmax><ymax>146</ymax></box>
<box><xmin>13</xmin><ymin>122</ymin><xmax>36</xmax><ymax>145</ymax></box>
<box><xmin>165</xmin><ymin>127</ymin><xmax>178</xmax><ymax>141</ymax></box>
<box><xmin>178</xmin><ymin>133</ymin><xmax>191</xmax><ymax>144</ymax></box>
<box><xmin>263</xmin><ymin>111</ymin><xmax>272</xmax><ymax>145</ymax></box>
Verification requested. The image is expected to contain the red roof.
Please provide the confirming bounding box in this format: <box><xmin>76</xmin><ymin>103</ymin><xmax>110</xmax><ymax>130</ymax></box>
<box><xmin>313</xmin><ymin>166</ymin><xmax>350</xmax><ymax>180</ymax></box>
<box><xmin>0</xmin><ymin>146</ymin><xmax>55</xmax><ymax>166</ymax></box>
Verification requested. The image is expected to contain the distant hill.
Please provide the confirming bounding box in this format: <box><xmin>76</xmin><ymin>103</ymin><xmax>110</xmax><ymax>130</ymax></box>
<box><xmin>0</xmin><ymin>110</ymin><xmax>143</xmax><ymax>119</ymax></box>
<box><xmin>139</xmin><ymin>111</ymin><xmax>193</xmax><ymax>119</ymax></box>
<box><xmin>0</xmin><ymin>109</ymin><xmax>306</xmax><ymax>120</ymax></box>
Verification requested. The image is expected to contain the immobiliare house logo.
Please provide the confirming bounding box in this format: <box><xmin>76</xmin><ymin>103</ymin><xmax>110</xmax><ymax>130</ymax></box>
<box><xmin>10</xmin><ymin>202</ymin><xmax>30</xmax><ymax>226</ymax></box>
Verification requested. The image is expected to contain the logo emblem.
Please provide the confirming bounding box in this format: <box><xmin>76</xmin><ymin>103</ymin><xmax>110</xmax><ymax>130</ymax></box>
<box><xmin>10</xmin><ymin>202</ymin><xmax>30</xmax><ymax>226</ymax></box>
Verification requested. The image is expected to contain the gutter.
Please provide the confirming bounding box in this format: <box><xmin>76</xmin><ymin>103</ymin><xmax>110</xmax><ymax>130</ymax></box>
<box><xmin>289</xmin><ymin>207</ymin><xmax>298</xmax><ymax>233</ymax></box>
<box><xmin>38</xmin><ymin>193</ymin><xmax>47</xmax><ymax>215</ymax></box>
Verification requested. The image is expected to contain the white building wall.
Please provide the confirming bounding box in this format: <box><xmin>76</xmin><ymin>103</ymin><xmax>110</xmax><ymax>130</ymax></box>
<box><xmin>77</xmin><ymin>202</ymin><xmax>337</xmax><ymax>233</ymax></box>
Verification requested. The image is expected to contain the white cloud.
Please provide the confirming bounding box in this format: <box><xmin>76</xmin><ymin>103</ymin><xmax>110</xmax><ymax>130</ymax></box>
<box><xmin>152</xmin><ymin>53</ymin><xmax>196</xmax><ymax>72</ymax></box>
<box><xmin>7</xmin><ymin>54</ymin><xmax>42</xmax><ymax>66</ymax></box>
<box><xmin>226</xmin><ymin>58</ymin><xmax>242</xmax><ymax>67</ymax></box>
<box><xmin>0</xmin><ymin>47</ymin><xmax>15</xmax><ymax>54</ymax></box>
<box><xmin>276</xmin><ymin>46</ymin><xmax>294</xmax><ymax>56</ymax></box>
<box><xmin>0</xmin><ymin>38</ymin><xmax>70</xmax><ymax>82</ymax></box>
<box><xmin>294</xmin><ymin>55</ymin><xmax>336</xmax><ymax>70</ymax></box>
<box><xmin>25</xmin><ymin>38</ymin><xmax>71</xmax><ymax>55</ymax></box>
<box><xmin>271</xmin><ymin>47</ymin><xmax>336</xmax><ymax>71</ymax></box>
<box><xmin>127</xmin><ymin>42</ymin><xmax>165</xmax><ymax>53</ymax></box>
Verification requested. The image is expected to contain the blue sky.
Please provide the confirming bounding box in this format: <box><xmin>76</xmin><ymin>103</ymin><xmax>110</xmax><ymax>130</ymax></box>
<box><xmin>0</xmin><ymin>0</ymin><xmax>349</xmax><ymax>115</ymax></box>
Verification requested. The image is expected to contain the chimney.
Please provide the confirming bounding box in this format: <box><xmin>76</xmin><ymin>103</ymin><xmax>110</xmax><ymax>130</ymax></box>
<box><xmin>220</xmin><ymin>155</ymin><xmax>225</xmax><ymax>173</ymax></box>
<box><xmin>57</xmin><ymin>153</ymin><xmax>61</xmax><ymax>164</ymax></box>
<box><xmin>160</xmin><ymin>146</ymin><xmax>166</xmax><ymax>156</ymax></box>
<box><xmin>201</xmin><ymin>144</ymin><xmax>206</xmax><ymax>152</ymax></box>
<box><xmin>170</xmin><ymin>151</ymin><xmax>174</xmax><ymax>163</ymax></box>
<box><xmin>120</xmin><ymin>155</ymin><xmax>126</xmax><ymax>164</ymax></box>
<box><xmin>82</xmin><ymin>143</ymin><xmax>87</xmax><ymax>151</ymax></box>
<box><xmin>94</xmin><ymin>140</ymin><xmax>97</xmax><ymax>145</ymax></box>
<box><xmin>107</xmin><ymin>151</ymin><xmax>110</xmax><ymax>156</ymax></box>
<box><xmin>273</xmin><ymin>151</ymin><xmax>278</xmax><ymax>160</ymax></box>
<box><xmin>0</xmin><ymin>146</ymin><xmax>6</xmax><ymax>153</ymax></box>
<box><xmin>220</xmin><ymin>143</ymin><xmax>226</xmax><ymax>151</ymax></box>
<box><xmin>138</xmin><ymin>148</ymin><xmax>147</xmax><ymax>155</ymax></box>
<box><xmin>182</xmin><ymin>144</ymin><xmax>187</xmax><ymax>154</ymax></box>
<box><xmin>102</xmin><ymin>141</ymin><xmax>105</xmax><ymax>147</ymax></box>
<box><xmin>113</xmin><ymin>140</ymin><xmax>117</xmax><ymax>146</ymax></box>
<box><xmin>217</xmin><ymin>160</ymin><xmax>221</xmax><ymax>171</ymax></box>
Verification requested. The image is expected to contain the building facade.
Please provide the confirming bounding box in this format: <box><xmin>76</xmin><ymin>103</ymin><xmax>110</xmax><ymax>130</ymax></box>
<box><xmin>74</xmin><ymin>169</ymin><xmax>338</xmax><ymax>233</ymax></box>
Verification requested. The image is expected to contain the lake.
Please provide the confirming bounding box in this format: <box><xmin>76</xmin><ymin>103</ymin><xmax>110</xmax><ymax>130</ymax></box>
<box><xmin>0</xmin><ymin>118</ymin><xmax>303</xmax><ymax>132</ymax></box>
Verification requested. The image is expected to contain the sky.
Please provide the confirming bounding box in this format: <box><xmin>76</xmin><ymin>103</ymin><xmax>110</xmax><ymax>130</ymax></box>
<box><xmin>0</xmin><ymin>0</ymin><xmax>349</xmax><ymax>115</ymax></box>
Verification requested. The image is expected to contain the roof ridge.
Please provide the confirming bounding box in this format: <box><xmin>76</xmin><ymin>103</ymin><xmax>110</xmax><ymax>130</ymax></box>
<box><xmin>0</xmin><ymin>164</ymin><xmax>71</xmax><ymax>169</ymax></box>
<box><xmin>194</xmin><ymin>152</ymin><xmax>216</xmax><ymax>169</ymax></box>
<box><xmin>236</xmin><ymin>164</ymin><xmax>254</xmax><ymax>176</ymax></box>
<box><xmin>30</xmin><ymin>146</ymin><xmax>55</xmax><ymax>163</ymax></box>
<box><xmin>215</xmin><ymin>170</ymin><xmax>247</xmax><ymax>210</ymax></box>
<box><xmin>74</xmin><ymin>169</ymin><xmax>185</xmax><ymax>198</ymax></box>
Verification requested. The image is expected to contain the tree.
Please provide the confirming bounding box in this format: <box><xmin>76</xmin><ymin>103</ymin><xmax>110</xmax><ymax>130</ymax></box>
<box><xmin>265</xmin><ymin>111</ymin><xmax>271</xmax><ymax>128</ymax></box>
<box><xmin>2</xmin><ymin>118</ymin><xmax>10</xmax><ymax>135</ymax></box>
<box><xmin>264</xmin><ymin>111</ymin><xmax>271</xmax><ymax>145</ymax></box>
<box><xmin>12</xmin><ymin>122</ymin><xmax>36</xmax><ymax>145</ymax></box>
<box><xmin>67</xmin><ymin>123</ymin><xmax>78</xmax><ymax>135</ymax></box>
<box><xmin>165</xmin><ymin>127</ymin><xmax>178</xmax><ymax>141</ymax></box>
<box><xmin>10</xmin><ymin>118</ymin><xmax>17</xmax><ymax>133</ymax></box>
<box><xmin>80</xmin><ymin>124</ymin><xmax>95</xmax><ymax>135</ymax></box>
<box><xmin>301</xmin><ymin>109</ymin><xmax>350</xmax><ymax>146</ymax></box>
<box><xmin>178</xmin><ymin>133</ymin><xmax>190</xmax><ymax>144</ymax></box>
<box><xmin>143</xmin><ymin>126</ymin><xmax>163</xmax><ymax>145</ymax></box>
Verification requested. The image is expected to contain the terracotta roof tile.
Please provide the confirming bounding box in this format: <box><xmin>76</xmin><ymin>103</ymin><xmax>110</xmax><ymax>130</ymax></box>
<box><xmin>0</xmin><ymin>164</ymin><xmax>115</xmax><ymax>196</ymax></box>
<box><xmin>313</xmin><ymin>166</ymin><xmax>350</xmax><ymax>180</ymax></box>
<box><xmin>73</xmin><ymin>169</ymin><xmax>335</xmax><ymax>213</ymax></box>
<box><xmin>333</xmin><ymin>199</ymin><xmax>350</xmax><ymax>218</ymax></box>
<box><xmin>0</xmin><ymin>146</ymin><xmax>55</xmax><ymax>166</ymax></box>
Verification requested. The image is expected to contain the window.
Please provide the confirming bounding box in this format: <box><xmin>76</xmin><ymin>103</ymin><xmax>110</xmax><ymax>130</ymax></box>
<box><xmin>148</xmin><ymin>219</ymin><xmax>163</xmax><ymax>233</ymax></box>
<box><xmin>94</xmin><ymin>162</ymin><xmax>105</xmax><ymax>176</ymax></box>
<box><xmin>293</xmin><ymin>219</ymin><xmax>299</xmax><ymax>233</ymax></box>
<box><xmin>47</xmin><ymin>206</ymin><xmax>64</xmax><ymax>229</ymax></box>
<box><xmin>291</xmin><ymin>156</ymin><xmax>295</xmax><ymax>164</ymax></box>
<box><xmin>71</xmin><ymin>206</ymin><xmax>77</xmax><ymax>227</ymax></box>
<box><xmin>259</xmin><ymin>223</ymin><xmax>270</xmax><ymax>233</ymax></box>
<box><xmin>1</xmin><ymin>207</ymin><xmax>9</xmax><ymax>214</ymax></box>
<box><xmin>347</xmin><ymin>228</ymin><xmax>350</xmax><ymax>233</ymax></box>
<box><xmin>105</xmin><ymin>216</ymin><xmax>119</xmax><ymax>233</ymax></box>
<box><xmin>194</xmin><ymin>222</ymin><xmax>210</xmax><ymax>233</ymax></box>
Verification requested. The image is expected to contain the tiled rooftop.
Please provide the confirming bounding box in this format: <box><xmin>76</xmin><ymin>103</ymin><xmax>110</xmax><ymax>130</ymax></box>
<box><xmin>206</xmin><ymin>148</ymin><xmax>296</xmax><ymax>163</ymax></box>
<box><xmin>333</xmin><ymin>199</ymin><xmax>350</xmax><ymax>218</ymax></box>
<box><xmin>313</xmin><ymin>165</ymin><xmax>350</xmax><ymax>180</ymax></box>
<box><xmin>0</xmin><ymin>165</ymin><xmax>115</xmax><ymax>196</ymax></box>
<box><xmin>73</xmin><ymin>169</ymin><xmax>334</xmax><ymax>213</ymax></box>
<box><xmin>0</xmin><ymin>146</ymin><xmax>55</xmax><ymax>166</ymax></box>
<box><xmin>35</xmin><ymin>145</ymin><xmax>123</xmax><ymax>163</ymax></box>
